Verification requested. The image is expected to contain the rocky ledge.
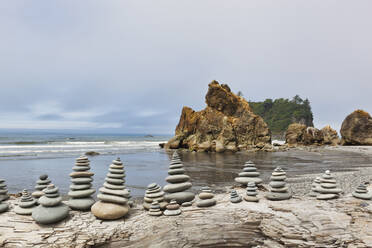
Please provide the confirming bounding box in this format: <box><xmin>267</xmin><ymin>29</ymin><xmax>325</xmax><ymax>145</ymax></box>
<box><xmin>1</xmin><ymin>189</ymin><xmax>372</xmax><ymax>247</ymax></box>
<box><xmin>285</xmin><ymin>123</ymin><xmax>339</xmax><ymax>146</ymax></box>
<box><xmin>165</xmin><ymin>81</ymin><xmax>271</xmax><ymax>152</ymax></box>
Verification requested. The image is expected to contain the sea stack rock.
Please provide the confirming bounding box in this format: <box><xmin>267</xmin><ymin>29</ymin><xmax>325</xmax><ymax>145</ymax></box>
<box><xmin>164</xmin><ymin>200</ymin><xmax>181</xmax><ymax>216</ymax></box>
<box><xmin>230</xmin><ymin>190</ymin><xmax>242</xmax><ymax>203</ymax></box>
<box><xmin>163</xmin><ymin>154</ymin><xmax>195</xmax><ymax>204</ymax></box>
<box><xmin>91</xmin><ymin>158</ymin><xmax>130</xmax><ymax>220</ymax></box>
<box><xmin>14</xmin><ymin>189</ymin><xmax>37</xmax><ymax>215</ymax></box>
<box><xmin>67</xmin><ymin>155</ymin><xmax>95</xmax><ymax>210</ymax></box>
<box><xmin>32</xmin><ymin>184</ymin><xmax>69</xmax><ymax>224</ymax></box>
<box><xmin>308</xmin><ymin>177</ymin><xmax>321</xmax><ymax>197</ymax></box>
<box><xmin>196</xmin><ymin>186</ymin><xmax>216</xmax><ymax>207</ymax></box>
<box><xmin>316</xmin><ymin>170</ymin><xmax>342</xmax><ymax>200</ymax></box>
<box><xmin>148</xmin><ymin>200</ymin><xmax>162</xmax><ymax>216</ymax></box>
<box><xmin>143</xmin><ymin>183</ymin><xmax>167</xmax><ymax>210</ymax></box>
<box><xmin>234</xmin><ymin>161</ymin><xmax>262</xmax><ymax>186</ymax></box>
<box><xmin>244</xmin><ymin>182</ymin><xmax>259</xmax><ymax>202</ymax></box>
<box><xmin>0</xmin><ymin>179</ymin><xmax>9</xmax><ymax>213</ymax></box>
<box><xmin>352</xmin><ymin>184</ymin><xmax>372</xmax><ymax>200</ymax></box>
<box><xmin>32</xmin><ymin>174</ymin><xmax>51</xmax><ymax>198</ymax></box>
<box><xmin>165</xmin><ymin>81</ymin><xmax>271</xmax><ymax>152</ymax></box>
<box><xmin>265</xmin><ymin>167</ymin><xmax>292</xmax><ymax>201</ymax></box>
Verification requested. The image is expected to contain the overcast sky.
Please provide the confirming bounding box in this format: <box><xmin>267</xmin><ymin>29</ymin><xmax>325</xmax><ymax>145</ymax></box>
<box><xmin>0</xmin><ymin>1</ymin><xmax>371</xmax><ymax>134</ymax></box>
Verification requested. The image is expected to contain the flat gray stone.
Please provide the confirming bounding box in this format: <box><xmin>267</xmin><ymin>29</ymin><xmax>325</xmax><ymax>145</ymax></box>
<box><xmin>14</xmin><ymin>205</ymin><xmax>36</xmax><ymax>215</ymax></box>
<box><xmin>68</xmin><ymin>189</ymin><xmax>95</xmax><ymax>198</ymax></box>
<box><xmin>166</xmin><ymin>175</ymin><xmax>190</xmax><ymax>183</ymax></box>
<box><xmin>97</xmin><ymin>193</ymin><xmax>128</xmax><ymax>204</ymax></box>
<box><xmin>67</xmin><ymin>197</ymin><xmax>95</xmax><ymax>210</ymax></box>
<box><xmin>269</xmin><ymin>181</ymin><xmax>286</xmax><ymax>188</ymax></box>
<box><xmin>196</xmin><ymin>199</ymin><xmax>216</xmax><ymax>207</ymax></box>
<box><xmin>317</xmin><ymin>194</ymin><xmax>338</xmax><ymax>200</ymax></box>
<box><xmin>38</xmin><ymin>196</ymin><xmax>62</xmax><ymax>207</ymax></box>
<box><xmin>163</xmin><ymin>182</ymin><xmax>192</xmax><ymax>193</ymax></box>
<box><xmin>265</xmin><ymin>192</ymin><xmax>292</xmax><ymax>201</ymax></box>
<box><xmin>235</xmin><ymin>177</ymin><xmax>262</xmax><ymax>185</ymax></box>
<box><xmin>238</xmin><ymin>172</ymin><xmax>260</xmax><ymax>177</ymax></box>
<box><xmin>32</xmin><ymin>204</ymin><xmax>69</xmax><ymax>224</ymax></box>
<box><xmin>352</xmin><ymin>192</ymin><xmax>372</xmax><ymax>200</ymax></box>
<box><xmin>164</xmin><ymin>192</ymin><xmax>195</xmax><ymax>204</ymax></box>
<box><xmin>168</xmin><ymin>168</ymin><xmax>186</xmax><ymax>175</ymax></box>
<box><xmin>0</xmin><ymin>203</ymin><xmax>8</xmax><ymax>213</ymax></box>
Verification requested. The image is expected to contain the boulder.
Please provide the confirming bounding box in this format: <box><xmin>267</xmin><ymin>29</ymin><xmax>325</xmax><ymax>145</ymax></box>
<box><xmin>165</xmin><ymin>81</ymin><xmax>271</xmax><ymax>152</ymax></box>
<box><xmin>340</xmin><ymin>110</ymin><xmax>372</xmax><ymax>145</ymax></box>
<box><xmin>285</xmin><ymin>123</ymin><xmax>339</xmax><ymax>146</ymax></box>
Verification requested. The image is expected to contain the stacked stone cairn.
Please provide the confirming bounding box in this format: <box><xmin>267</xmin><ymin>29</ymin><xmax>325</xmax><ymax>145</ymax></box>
<box><xmin>163</xmin><ymin>152</ymin><xmax>195</xmax><ymax>204</ymax></box>
<box><xmin>265</xmin><ymin>167</ymin><xmax>292</xmax><ymax>201</ymax></box>
<box><xmin>352</xmin><ymin>183</ymin><xmax>372</xmax><ymax>200</ymax></box>
<box><xmin>230</xmin><ymin>190</ymin><xmax>242</xmax><ymax>203</ymax></box>
<box><xmin>67</xmin><ymin>155</ymin><xmax>95</xmax><ymax>210</ymax></box>
<box><xmin>148</xmin><ymin>200</ymin><xmax>162</xmax><ymax>216</ymax></box>
<box><xmin>32</xmin><ymin>184</ymin><xmax>69</xmax><ymax>224</ymax></box>
<box><xmin>164</xmin><ymin>199</ymin><xmax>181</xmax><ymax>216</ymax></box>
<box><xmin>14</xmin><ymin>189</ymin><xmax>37</xmax><ymax>215</ymax></box>
<box><xmin>244</xmin><ymin>182</ymin><xmax>259</xmax><ymax>202</ymax></box>
<box><xmin>234</xmin><ymin>161</ymin><xmax>262</xmax><ymax>186</ymax></box>
<box><xmin>0</xmin><ymin>179</ymin><xmax>9</xmax><ymax>213</ymax></box>
<box><xmin>143</xmin><ymin>183</ymin><xmax>167</xmax><ymax>210</ymax></box>
<box><xmin>91</xmin><ymin>158</ymin><xmax>130</xmax><ymax>220</ymax></box>
<box><xmin>196</xmin><ymin>186</ymin><xmax>216</xmax><ymax>207</ymax></box>
<box><xmin>316</xmin><ymin>170</ymin><xmax>342</xmax><ymax>200</ymax></box>
<box><xmin>308</xmin><ymin>177</ymin><xmax>321</xmax><ymax>197</ymax></box>
<box><xmin>32</xmin><ymin>174</ymin><xmax>51</xmax><ymax>199</ymax></box>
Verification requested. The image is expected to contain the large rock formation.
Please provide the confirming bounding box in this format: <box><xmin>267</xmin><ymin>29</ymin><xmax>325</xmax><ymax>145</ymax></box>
<box><xmin>285</xmin><ymin>123</ymin><xmax>339</xmax><ymax>146</ymax></box>
<box><xmin>166</xmin><ymin>81</ymin><xmax>271</xmax><ymax>152</ymax></box>
<box><xmin>340</xmin><ymin>110</ymin><xmax>372</xmax><ymax>145</ymax></box>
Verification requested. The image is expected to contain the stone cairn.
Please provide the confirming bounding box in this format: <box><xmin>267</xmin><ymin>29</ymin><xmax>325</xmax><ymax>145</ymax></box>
<box><xmin>265</xmin><ymin>167</ymin><xmax>292</xmax><ymax>201</ymax></box>
<box><xmin>164</xmin><ymin>200</ymin><xmax>181</xmax><ymax>216</ymax></box>
<box><xmin>308</xmin><ymin>177</ymin><xmax>321</xmax><ymax>197</ymax></box>
<box><xmin>316</xmin><ymin>170</ymin><xmax>342</xmax><ymax>200</ymax></box>
<box><xmin>14</xmin><ymin>189</ymin><xmax>37</xmax><ymax>215</ymax></box>
<box><xmin>230</xmin><ymin>190</ymin><xmax>242</xmax><ymax>203</ymax></box>
<box><xmin>91</xmin><ymin>158</ymin><xmax>130</xmax><ymax>220</ymax></box>
<box><xmin>0</xmin><ymin>179</ymin><xmax>9</xmax><ymax>213</ymax></box>
<box><xmin>32</xmin><ymin>174</ymin><xmax>51</xmax><ymax>199</ymax></box>
<box><xmin>244</xmin><ymin>182</ymin><xmax>259</xmax><ymax>202</ymax></box>
<box><xmin>148</xmin><ymin>200</ymin><xmax>162</xmax><ymax>216</ymax></box>
<box><xmin>143</xmin><ymin>183</ymin><xmax>167</xmax><ymax>210</ymax></box>
<box><xmin>234</xmin><ymin>161</ymin><xmax>262</xmax><ymax>186</ymax></box>
<box><xmin>32</xmin><ymin>184</ymin><xmax>69</xmax><ymax>224</ymax></box>
<box><xmin>67</xmin><ymin>155</ymin><xmax>95</xmax><ymax>210</ymax></box>
<box><xmin>163</xmin><ymin>152</ymin><xmax>195</xmax><ymax>204</ymax></box>
<box><xmin>352</xmin><ymin>183</ymin><xmax>372</xmax><ymax>200</ymax></box>
<box><xmin>196</xmin><ymin>186</ymin><xmax>216</xmax><ymax>207</ymax></box>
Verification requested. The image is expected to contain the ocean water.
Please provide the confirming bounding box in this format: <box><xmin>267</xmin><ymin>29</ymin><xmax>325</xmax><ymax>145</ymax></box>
<box><xmin>1</xmin><ymin>132</ymin><xmax>372</xmax><ymax>198</ymax></box>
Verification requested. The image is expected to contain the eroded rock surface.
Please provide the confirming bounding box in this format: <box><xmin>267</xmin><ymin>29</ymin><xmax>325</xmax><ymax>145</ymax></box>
<box><xmin>165</xmin><ymin>81</ymin><xmax>271</xmax><ymax>152</ymax></box>
<box><xmin>341</xmin><ymin>110</ymin><xmax>372</xmax><ymax>145</ymax></box>
<box><xmin>286</xmin><ymin>123</ymin><xmax>339</xmax><ymax>146</ymax></box>
<box><xmin>1</xmin><ymin>190</ymin><xmax>372</xmax><ymax>248</ymax></box>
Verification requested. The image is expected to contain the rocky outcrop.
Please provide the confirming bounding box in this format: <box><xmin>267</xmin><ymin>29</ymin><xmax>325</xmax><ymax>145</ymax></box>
<box><xmin>285</xmin><ymin>123</ymin><xmax>339</xmax><ymax>146</ymax></box>
<box><xmin>1</xmin><ymin>192</ymin><xmax>372</xmax><ymax>247</ymax></box>
<box><xmin>341</xmin><ymin>110</ymin><xmax>372</xmax><ymax>145</ymax></box>
<box><xmin>165</xmin><ymin>81</ymin><xmax>271</xmax><ymax>152</ymax></box>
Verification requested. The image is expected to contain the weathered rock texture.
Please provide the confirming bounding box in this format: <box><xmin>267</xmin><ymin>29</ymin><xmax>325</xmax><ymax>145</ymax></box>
<box><xmin>1</xmin><ymin>191</ymin><xmax>372</xmax><ymax>247</ymax></box>
<box><xmin>286</xmin><ymin>123</ymin><xmax>339</xmax><ymax>146</ymax></box>
<box><xmin>165</xmin><ymin>81</ymin><xmax>271</xmax><ymax>152</ymax></box>
<box><xmin>341</xmin><ymin>110</ymin><xmax>372</xmax><ymax>145</ymax></box>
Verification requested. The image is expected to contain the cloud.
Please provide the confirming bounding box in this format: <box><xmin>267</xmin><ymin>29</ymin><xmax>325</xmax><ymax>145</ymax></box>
<box><xmin>0</xmin><ymin>0</ymin><xmax>371</xmax><ymax>134</ymax></box>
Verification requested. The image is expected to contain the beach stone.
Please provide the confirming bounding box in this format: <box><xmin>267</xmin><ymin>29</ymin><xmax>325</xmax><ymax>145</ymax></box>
<box><xmin>15</xmin><ymin>189</ymin><xmax>37</xmax><ymax>215</ymax></box>
<box><xmin>166</xmin><ymin>175</ymin><xmax>190</xmax><ymax>183</ymax></box>
<box><xmin>230</xmin><ymin>190</ymin><xmax>242</xmax><ymax>203</ymax></box>
<box><xmin>181</xmin><ymin>202</ymin><xmax>192</xmax><ymax>207</ymax></box>
<box><xmin>143</xmin><ymin>183</ymin><xmax>167</xmax><ymax>210</ymax></box>
<box><xmin>91</xmin><ymin>157</ymin><xmax>130</xmax><ymax>219</ymax></box>
<box><xmin>68</xmin><ymin>156</ymin><xmax>95</xmax><ymax>210</ymax></box>
<box><xmin>32</xmin><ymin>184</ymin><xmax>69</xmax><ymax>224</ymax></box>
<box><xmin>265</xmin><ymin>167</ymin><xmax>291</xmax><ymax>201</ymax></box>
<box><xmin>317</xmin><ymin>170</ymin><xmax>342</xmax><ymax>200</ymax></box>
<box><xmin>163</xmin><ymin>153</ymin><xmax>195</xmax><ymax>204</ymax></box>
<box><xmin>0</xmin><ymin>179</ymin><xmax>9</xmax><ymax>213</ymax></box>
<box><xmin>32</xmin><ymin>174</ymin><xmax>51</xmax><ymax>199</ymax></box>
<box><xmin>352</xmin><ymin>184</ymin><xmax>372</xmax><ymax>200</ymax></box>
<box><xmin>244</xmin><ymin>195</ymin><xmax>259</xmax><ymax>202</ymax></box>
<box><xmin>234</xmin><ymin>161</ymin><xmax>262</xmax><ymax>186</ymax></box>
<box><xmin>196</xmin><ymin>198</ymin><xmax>216</xmax><ymax>207</ymax></box>
<box><xmin>148</xmin><ymin>200</ymin><xmax>162</xmax><ymax>216</ymax></box>
<box><xmin>196</xmin><ymin>186</ymin><xmax>216</xmax><ymax>207</ymax></box>
<box><xmin>164</xmin><ymin>200</ymin><xmax>181</xmax><ymax>216</ymax></box>
<box><xmin>91</xmin><ymin>201</ymin><xmax>129</xmax><ymax>220</ymax></box>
